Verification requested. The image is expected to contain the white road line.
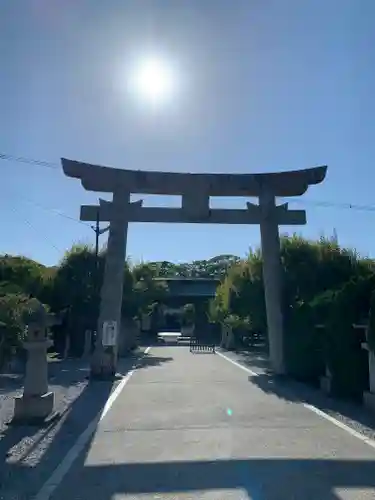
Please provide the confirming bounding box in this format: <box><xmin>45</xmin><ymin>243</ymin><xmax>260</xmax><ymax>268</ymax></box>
<box><xmin>303</xmin><ymin>403</ymin><xmax>375</xmax><ymax>451</ymax></box>
<box><xmin>35</xmin><ymin>346</ymin><xmax>151</xmax><ymax>500</ymax></box>
<box><xmin>218</xmin><ymin>349</ymin><xmax>375</xmax><ymax>452</ymax></box>
<box><xmin>216</xmin><ymin>350</ymin><xmax>258</xmax><ymax>377</ymax></box>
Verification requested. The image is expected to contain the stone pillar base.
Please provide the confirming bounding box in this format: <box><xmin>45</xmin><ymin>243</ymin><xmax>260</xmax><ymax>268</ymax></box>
<box><xmin>90</xmin><ymin>367</ymin><xmax>117</xmax><ymax>380</ymax></box>
<box><xmin>13</xmin><ymin>392</ymin><xmax>54</xmax><ymax>423</ymax></box>
<box><xmin>90</xmin><ymin>348</ymin><xmax>117</xmax><ymax>380</ymax></box>
<box><xmin>363</xmin><ymin>391</ymin><xmax>375</xmax><ymax>413</ymax></box>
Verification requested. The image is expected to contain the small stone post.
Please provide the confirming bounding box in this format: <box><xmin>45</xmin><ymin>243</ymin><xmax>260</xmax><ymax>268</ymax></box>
<box><xmin>220</xmin><ymin>324</ymin><xmax>235</xmax><ymax>350</ymax></box>
<box><xmin>13</xmin><ymin>305</ymin><xmax>54</xmax><ymax>423</ymax></box>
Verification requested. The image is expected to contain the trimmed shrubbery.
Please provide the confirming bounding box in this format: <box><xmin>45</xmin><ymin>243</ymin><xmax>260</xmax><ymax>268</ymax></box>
<box><xmin>209</xmin><ymin>235</ymin><xmax>375</xmax><ymax>399</ymax></box>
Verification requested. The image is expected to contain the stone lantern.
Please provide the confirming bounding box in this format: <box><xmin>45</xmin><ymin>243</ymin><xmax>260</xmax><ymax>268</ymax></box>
<box><xmin>13</xmin><ymin>301</ymin><xmax>55</xmax><ymax>423</ymax></box>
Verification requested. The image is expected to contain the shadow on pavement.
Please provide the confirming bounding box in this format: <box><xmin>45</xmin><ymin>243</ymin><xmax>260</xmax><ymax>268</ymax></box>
<box><xmin>0</xmin><ymin>373</ymin><xmax>24</xmax><ymax>395</ymax></box>
<box><xmin>228</xmin><ymin>348</ymin><xmax>271</xmax><ymax>374</ymax></box>
<box><xmin>0</xmin><ymin>350</ymin><xmax>171</xmax><ymax>499</ymax></box>
<box><xmin>221</xmin><ymin>347</ymin><xmax>375</xmax><ymax>434</ymax></box>
<box><xmin>249</xmin><ymin>372</ymin><xmax>375</xmax><ymax>433</ymax></box>
<box><xmin>123</xmin><ymin>351</ymin><xmax>173</xmax><ymax>372</ymax></box>
<box><xmin>51</xmin><ymin>454</ymin><xmax>375</xmax><ymax>500</ymax></box>
<box><xmin>0</xmin><ymin>377</ymin><xmax>115</xmax><ymax>499</ymax></box>
<box><xmin>0</xmin><ymin>358</ymin><xmax>91</xmax><ymax>394</ymax></box>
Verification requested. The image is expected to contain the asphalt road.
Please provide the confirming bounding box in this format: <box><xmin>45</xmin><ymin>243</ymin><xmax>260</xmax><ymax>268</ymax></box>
<box><xmin>44</xmin><ymin>346</ymin><xmax>375</xmax><ymax>499</ymax></box>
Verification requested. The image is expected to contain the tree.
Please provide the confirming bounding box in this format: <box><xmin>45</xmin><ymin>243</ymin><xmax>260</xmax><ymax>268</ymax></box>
<box><xmin>182</xmin><ymin>303</ymin><xmax>195</xmax><ymax>326</ymax></box>
<box><xmin>0</xmin><ymin>293</ymin><xmax>46</xmax><ymax>370</ymax></box>
<box><xmin>209</xmin><ymin>248</ymin><xmax>266</xmax><ymax>335</ymax></box>
<box><xmin>49</xmin><ymin>244</ymin><xmax>101</xmax><ymax>355</ymax></box>
<box><xmin>149</xmin><ymin>255</ymin><xmax>240</xmax><ymax>278</ymax></box>
<box><xmin>209</xmin><ymin>235</ymin><xmax>375</xmax><ymax>393</ymax></box>
<box><xmin>0</xmin><ymin>255</ymin><xmax>47</xmax><ymax>299</ymax></box>
<box><xmin>129</xmin><ymin>262</ymin><xmax>168</xmax><ymax>317</ymax></box>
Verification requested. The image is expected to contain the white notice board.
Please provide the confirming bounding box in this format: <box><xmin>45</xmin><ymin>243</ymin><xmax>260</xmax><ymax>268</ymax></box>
<box><xmin>102</xmin><ymin>320</ymin><xmax>118</xmax><ymax>346</ymax></box>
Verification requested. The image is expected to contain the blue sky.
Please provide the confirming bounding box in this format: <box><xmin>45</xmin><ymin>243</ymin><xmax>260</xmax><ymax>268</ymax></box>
<box><xmin>1</xmin><ymin>0</ymin><xmax>375</xmax><ymax>266</ymax></box>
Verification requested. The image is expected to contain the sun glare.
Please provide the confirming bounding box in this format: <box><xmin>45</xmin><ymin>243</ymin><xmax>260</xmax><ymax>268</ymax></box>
<box><xmin>128</xmin><ymin>57</ymin><xmax>176</xmax><ymax>107</ymax></box>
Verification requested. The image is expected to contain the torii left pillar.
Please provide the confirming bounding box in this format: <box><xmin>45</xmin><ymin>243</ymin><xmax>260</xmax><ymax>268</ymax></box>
<box><xmin>91</xmin><ymin>190</ymin><xmax>132</xmax><ymax>379</ymax></box>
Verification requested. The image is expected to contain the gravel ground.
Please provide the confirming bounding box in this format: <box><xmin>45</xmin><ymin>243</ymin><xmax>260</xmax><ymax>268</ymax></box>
<box><xmin>0</xmin><ymin>352</ymin><xmax>143</xmax><ymax>500</ymax></box>
<box><xmin>220</xmin><ymin>347</ymin><xmax>375</xmax><ymax>442</ymax></box>
<box><xmin>0</xmin><ymin>359</ymin><xmax>90</xmax><ymax>434</ymax></box>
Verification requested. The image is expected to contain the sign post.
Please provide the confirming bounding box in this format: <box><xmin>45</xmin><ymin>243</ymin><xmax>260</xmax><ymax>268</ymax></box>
<box><xmin>102</xmin><ymin>320</ymin><xmax>117</xmax><ymax>347</ymax></box>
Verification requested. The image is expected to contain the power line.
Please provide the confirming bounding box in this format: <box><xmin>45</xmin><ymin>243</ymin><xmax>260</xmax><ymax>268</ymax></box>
<box><xmin>284</xmin><ymin>198</ymin><xmax>375</xmax><ymax>213</ymax></box>
<box><xmin>20</xmin><ymin>196</ymin><xmax>90</xmax><ymax>227</ymax></box>
<box><xmin>8</xmin><ymin>205</ymin><xmax>62</xmax><ymax>254</ymax></box>
<box><xmin>0</xmin><ymin>154</ymin><xmax>104</xmax><ymax>256</ymax></box>
<box><xmin>2</xmin><ymin>151</ymin><xmax>375</xmax><ymax>214</ymax></box>
<box><xmin>0</xmin><ymin>153</ymin><xmax>89</xmax><ymax>227</ymax></box>
<box><xmin>0</xmin><ymin>152</ymin><xmax>59</xmax><ymax>170</ymax></box>
<box><xmin>6</xmin><ymin>187</ymin><xmax>91</xmax><ymax>228</ymax></box>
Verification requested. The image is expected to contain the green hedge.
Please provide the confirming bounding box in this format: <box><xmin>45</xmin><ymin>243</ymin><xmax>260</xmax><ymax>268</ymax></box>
<box><xmin>284</xmin><ymin>301</ymin><xmax>325</xmax><ymax>385</ymax></box>
<box><xmin>368</xmin><ymin>290</ymin><xmax>375</xmax><ymax>353</ymax></box>
<box><xmin>284</xmin><ymin>277</ymin><xmax>374</xmax><ymax>398</ymax></box>
<box><xmin>323</xmin><ymin>277</ymin><xmax>374</xmax><ymax>399</ymax></box>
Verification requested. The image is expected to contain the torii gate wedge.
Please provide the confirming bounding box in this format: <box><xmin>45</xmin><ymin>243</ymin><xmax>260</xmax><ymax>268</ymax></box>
<box><xmin>62</xmin><ymin>158</ymin><xmax>327</xmax><ymax>377</ymax></box>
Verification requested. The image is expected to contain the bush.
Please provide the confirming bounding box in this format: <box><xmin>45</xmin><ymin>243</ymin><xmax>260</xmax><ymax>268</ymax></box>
<box><xmin>209</xmin><ymin>251</ymin><xmax>267</xmax><ymax>338</ymax></box>
<box><xmin>182</xmin><ymin>303</ymin><xmax>195</xmax><ymax>326</ymax></box>
<box><xmin>221</xmin><ymin>314</ymin><xmax>253</xmax><ymax>348</ymax></box>
<box><xmin>367</xmin><ymin>290</ymin><xmax>375</xmax><ymax>353</ymax></box>
<box><xmin>0</xmin><ymin>293</ymin><xmax>41</xmax><ymax>370</ymax></box>
<box><xmin>323</xmin><ymin>277</ymin><xmax>375</xmax><ymax>398</ymax></box>
<box><xmin>284</xmin><ymin>300</ymin><xmax>325</xmax><ymax>384</ymax></box>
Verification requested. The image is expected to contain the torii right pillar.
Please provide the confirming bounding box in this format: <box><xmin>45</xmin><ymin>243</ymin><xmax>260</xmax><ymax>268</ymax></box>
<box><xmin>259</xmin><ymin>189</ymin><xmax>286</xmax><ymax>374</ymax></box>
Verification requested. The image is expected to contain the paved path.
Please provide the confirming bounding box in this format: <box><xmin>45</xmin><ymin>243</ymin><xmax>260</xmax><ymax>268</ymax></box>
<box><xmin>42</xmin><ymin>346</ymin><xmax>375</xmax><ymax>499</ymax></box>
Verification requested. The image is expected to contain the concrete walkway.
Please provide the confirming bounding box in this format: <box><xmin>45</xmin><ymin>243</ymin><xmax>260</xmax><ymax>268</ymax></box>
<box><xmin>42</xmin><ymin>346</ymin><xmax>375</xmax><ymax>499</ymax></box>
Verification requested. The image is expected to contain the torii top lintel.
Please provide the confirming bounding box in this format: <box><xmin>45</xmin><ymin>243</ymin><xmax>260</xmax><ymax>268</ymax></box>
<box><xmin>61</xmin><ymin>159</ymin><xmax>327</xmax><ymax>197</ymax></box>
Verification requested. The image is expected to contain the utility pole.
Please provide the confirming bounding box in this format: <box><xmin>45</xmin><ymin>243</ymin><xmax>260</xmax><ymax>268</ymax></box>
<box><xmin>91</xmin><ymin>208</ymin><xmax>110</xmax><ymax>273</ymax></box>
<box><xmin>90</xmin><ymin>208</ymin><xmax>109</xmax><ymax>331</ymax></box>
<box><xmin>94</xmin><ymin>208</ymin><xmax>100</xmax><ymax>269</ymax></box>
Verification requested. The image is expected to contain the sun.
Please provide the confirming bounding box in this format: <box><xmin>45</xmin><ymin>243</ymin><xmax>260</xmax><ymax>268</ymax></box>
<box><xmin>129</xmin><ymin>57</ymin><xmax>176</xmax><ymax>107</ymax></box>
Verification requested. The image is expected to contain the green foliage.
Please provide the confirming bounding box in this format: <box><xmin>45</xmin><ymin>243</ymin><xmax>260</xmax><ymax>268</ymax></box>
<box><xmin>281</xmin><ymin>234</ymin><xmax>372</xmax><ymax>305</ymax></box>
<box><xmin>208</xmin><ymin>234</ymin><xmax>375</xmax><ymax>398</ymax></box>
<box><xmin>52</xmin><ymin>244</ymin><xmax>101</xmax><ymax>347</ymax></box>
<box><xmin>2</xmin><ymin>233</ymin><xmax>375</xmax><ymax>400</ymax></box>
<box><xmin>0</xmin><ymin>255</ymin><xmax>47</xmax><ymax>298</ymax></box>
<box><xmin>0</xmin><ymin>293</ymin><xmax>45</xmax><ymax>369</ymax></box>
<box><xmin>151</xmin><ymin>255</ymin><xmax>240</xmax><ymax>279</ymax></box>
<box><xmin>286</xmin><ymin>271</ymin><xmax>375</xmax><ymax>395</ymax></box>
<box><xmin>223</xmin><ymin>314</ymin><xmax>253</xmax><ymax>347</ymax></box>
<box><xmin>0</xmin><ymin>250</ymin><xmax>168</xmax><ymax>357</ymax></box>
<box><xmin>223</xmin><ymin>314</ymin><xmax>251</xmax><ymax>330</ymax></box>
<box><xmin>182</xmin><ymin>303</ymin><xmax>195</xmax><ymax>326</ymax></box>
<box><xmin>283</xmin><ymin>301</ymin><xmax>325</xmax><ymax>384</ymax></box>
<box><xmin>321</xmin><ymin>276</ymin><xmax>375</xmax><ymax>398</ymax></box>
<box><xmin>0</xmin><ymin>248</ymin><xmax>242</xmax><ymax>362</ymax></box>
<box><xmin>129</xmin><ymin>262</ymin><xmax>168</xmax><ymax>317</ymax></box>
<box><xmin>368</xmin><ymin>291</ymin><xmax>375</xmax><ymax>353</ymax></box>
<box><xmin>209</xmin><ymin>249</ymin><xmax>266</xmax><ymax>335</ymax></box>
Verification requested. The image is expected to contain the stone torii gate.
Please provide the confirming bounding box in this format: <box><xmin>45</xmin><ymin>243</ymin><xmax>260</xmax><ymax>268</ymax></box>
<box><xmin>62</xmin><ymin>159</ymin><xmax>327</xmax><ymax>378</ymax></box>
